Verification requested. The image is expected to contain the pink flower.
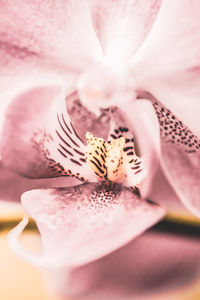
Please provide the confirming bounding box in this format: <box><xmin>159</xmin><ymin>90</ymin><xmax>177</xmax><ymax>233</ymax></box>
<box><xmin>1</xmin><ymin>0</ymin><xmax>200</xmax><ymax>297</ymax></box>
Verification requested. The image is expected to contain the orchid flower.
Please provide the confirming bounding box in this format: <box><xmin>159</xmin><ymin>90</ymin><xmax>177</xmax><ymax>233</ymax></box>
<box><xmin>1</xmin><ymin>0</ymin><xmax>200</xmax><ymax>296</ymax></box>
<box><xmin>5</xmin><ymin>89</ymin><xmax>165</xmax><ymax>268</ymax></box>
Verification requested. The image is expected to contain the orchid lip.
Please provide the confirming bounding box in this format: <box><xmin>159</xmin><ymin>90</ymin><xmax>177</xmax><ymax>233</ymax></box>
<box><xmin>7</xmin><ymin>181</ymin><xmax>165</xmax><ymax>270</ymax></box>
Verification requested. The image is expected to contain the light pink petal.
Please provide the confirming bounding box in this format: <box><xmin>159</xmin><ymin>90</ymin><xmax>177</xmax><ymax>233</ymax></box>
<box><xmin>161</xmin><ymin>144</ymin><xmax>200</xmax><ymax>218</ymax></box>
<box><xmin>116</xmin><ymin>99</ymin><xmax>160</xmax><ymax>198</ymax></box>
<box><xmin>48</xmin><ymin>231</ymin><xmax>200</xmax><ymax>298</ymax></box>
<box><xmin>0</xmin><ymin>161</ymin><xmax>78</xmax><ymax>203</ymax></box>
<box><xmin>11</xmin><ymin>182</ymin><xmax>165</xmax><ymax>268</ymax></box>
<box><xmin>0</xmin><ymin>0</ymin><xmax>102</xmax><ymax>87</ymax></box>
<box><xmin>0</xmin><ymin>1</ymin><xmax>103</xmax><ymax>141</ymax></box>
<box><xmin>132</xmin><ymin>0</ymin><xmax>200</xmax><ymax>138</ymax></box>
<box><xmin>108</xmin><ymin>107</ymin><xmax>148</xmax><ymax>189</ymax></box>
<box><xmin>153</xmin><ymin>102</ymin><xmax>200</xmax><ymax>217</ymax></box>
<box><xmin>0</xmin><ymin>86</ymin><xmax>95</xmax><ymax>182</ymax></box>
<box><xmin>89</xmin><ymin>0</ymin><xmax>161</xmax><ymax>61</ymax></box>
<box><xmin>149</xmin><ymin>166</ymin><xmax>187</xmax><ymax>213</ymax></box>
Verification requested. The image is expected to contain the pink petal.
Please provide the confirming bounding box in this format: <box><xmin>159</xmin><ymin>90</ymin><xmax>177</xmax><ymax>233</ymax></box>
<box><xmin>153</xmin><ymin>102</ymin><xmax>200</xmax><ymax>217</ymax></box>
<box><xmin>48</xmin><ymin>231</ymin><xmax>200</xmax><ymax>298</ymax></box>
<box><xmin>0</xmin><ymin>161</ymin><xmax>77</xmax><ymax>203</ymax></box>
<box><xmin>149</xmin><ymin>166</ymin><xmax>187</xmax><ymax>213</ymax></box>
<box><xmin>116</xmin><ymin>99</ymin><xmax>160</xmax><ymax>198</ymax></box>
<box><xmin>11</xmin><ymin>182</ymin><xmax>165</xmax><ymax>268</ymax></box>
<box><xmin>160</xmin><ymin>143</ymin><xmax>200</xmax><ymax>218</ymax></box>
<box><xmin>132</xmin><ymin>0</ymin><xmax>200</xmax><ymax>137</ymax></box>
<box><xmin>90</xmin><ymin>0</ymin><xmax>161</xmax><ymax>61</ymax></box>
<box><xmin>107</xmin><ymin>107</ymin><xmax>148</xmax><ymax>189</ymax></box>
<box><xmin>0</xmin><ymin>86</ymin><xmax>95</xmax><ymax>182</ymax></box>
<box><xmin>0</xmin><ymin>1</ymin><xmax>103</xmax><ymax>141</ymax></box>
<box><xmin>0</xmin><ymin>1</ymin><xmax>102</xmax><ymax>85</ymax></box>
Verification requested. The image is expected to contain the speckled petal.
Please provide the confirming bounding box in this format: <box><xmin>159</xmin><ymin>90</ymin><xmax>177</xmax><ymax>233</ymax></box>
<box><xmin>11</xmin><ymin>182</ymin><xmax>165</xmax><ymax>268</ymax></box>
<box><xmin>132</xmin><ymin>0</ymin><xmax>200</xmax><ymax>138</ymax></box>
<box><xmin>153</xmin><ymin>102</ymin><xmax>200</xmax><ymax>217</ymax></box>
<box><xmin>0</xmin><ymin>86</ymin><xmax>95</xmax><ymax>182</ymax></box>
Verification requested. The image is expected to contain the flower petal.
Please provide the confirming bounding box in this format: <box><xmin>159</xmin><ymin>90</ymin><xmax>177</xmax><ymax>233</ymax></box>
<box><xmin>116</xmin><ymin>99</ymin><xmax>160</xmax><ymax>198</ymax></box>
<box><xmin>0</xmin><ymin>86</ymin><xmax>95</xmax><ymax>181</ymax></box>
<box><xmin>149</xmin><ymin>166</ymin><xmax>187</xmax><ymax>213</ymax></box>
<box><xmin>0</xmin><ymin>1</ymin><xmax>103</xmax><ymax>141</ymax></box>
<box><xmin>90</xmin><ymin>0</ymin><xmax>161</xmax><ymax>61</ymax></box>
<box><xmin>11</xmin><ymin>182</ymin><xmax>165</xmax><ymax>268</ymax></box>
<box><xmin>0</xmin><ymin>161</ymin><xmax>77</xmax><ymax>202</ymax></box>
<box><xmin>108</xmin><ymin>107</ymin><xmax>147</xmax><ymax>189</ymax></box>
<box><xmin>153</xmin><ymin>102</ymin><xmax>200</xmax><ymax>217</ymax></box>
<box><xmin>0</xmin><ymin>0</ymin><xmax>102</xmax><ymax>84</ymax></box>
<box><xmin>161</xmin><ymin>145</ymin><xmax>200</xmax><ymax>218</ymax></box>
<box><xmin>132</xmin><ymin>0</ymin><xmax>200</xmax><ymax>137</ymax></box>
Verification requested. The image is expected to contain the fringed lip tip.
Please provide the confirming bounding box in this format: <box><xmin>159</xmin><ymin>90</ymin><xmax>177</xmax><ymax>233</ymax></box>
<box><xmin>7</xmin><ymin>216</ymin><xmax>29</xmax><ymax>242</ymax></box>
<box><xmin>6</xmin><ymin>217</ymin><xmax>72</xmax><ymax>270</ymax></box>
<box><xmin>7</xmin><ymin>217</ymin><xmax>47</xmax><ymax>268</ymax></box>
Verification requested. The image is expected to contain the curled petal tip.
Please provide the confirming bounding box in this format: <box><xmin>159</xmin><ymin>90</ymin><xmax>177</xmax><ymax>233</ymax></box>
<box><xmin>7</xmin><ymin>217</ymin><xmax>59</xmax><ymax>269</ymax></box>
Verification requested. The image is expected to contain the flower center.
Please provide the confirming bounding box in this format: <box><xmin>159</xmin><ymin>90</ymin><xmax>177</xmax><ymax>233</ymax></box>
<box><xmin>86</xmin><ymin>132</ymin><xmax>143</xmax><ymax>187</ymax></box>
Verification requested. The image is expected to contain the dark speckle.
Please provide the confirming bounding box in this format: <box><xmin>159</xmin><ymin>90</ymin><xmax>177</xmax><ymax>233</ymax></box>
<box><xmin>153</xmin><ymin>102</ymin><xmax>199</xmax><ymax>153</ymax></box>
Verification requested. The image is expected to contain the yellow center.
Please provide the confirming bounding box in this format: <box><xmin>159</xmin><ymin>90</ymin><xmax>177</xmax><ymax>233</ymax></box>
<box><xmin>86</xmin><ymin>132</ymin><xmax>140</xmax><ymax>184</ymax></box>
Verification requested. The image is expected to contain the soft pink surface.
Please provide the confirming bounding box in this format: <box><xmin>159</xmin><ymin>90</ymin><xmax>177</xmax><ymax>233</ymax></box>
<box><xmin>132</xmin><ymin>0</ymin><xmax>200</xmax><ymax>138</ymax></box>
<box><xmin>18</xmin><ymin>183</ymin><xmax>165</xmax><ymax>268</ymax></box>
<box><xmin>1</xmin><ymin>3</ymin><xmax>200</xmax><ymax>299</ymax></box>
<box><xmin>49</xmin><ymin>231</ymin><xmax>200</xmax><ymax>299</ymax></box>
<box><xmin>0</xmin><ymin>162</ymin><xmax>77</xmax><ymax>202</ymax></box>
<box><xmin>90</xmin><ymin>0</ymin><xmax>161</xmax><ymax>61</ymax></box>
<box><xmin>1</xmin><ymin>0</ymin><xmax>200</xmax><ymax>217</ymax></box>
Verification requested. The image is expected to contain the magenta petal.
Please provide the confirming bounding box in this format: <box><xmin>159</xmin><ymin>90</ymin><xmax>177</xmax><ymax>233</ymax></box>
<box><xmin>20</xmin><ymin>182</ymin><xmax>165</xmax><ymax>268</ymax></box>
<box><xmin>132</xmin><ymin>0</ymin><xmax>200</xmax><ymax>137</ymax></box>
<box><xmin>90</xmin><ymin>0</ymin><xmax>161</xmax><ymax>61</ymax></box>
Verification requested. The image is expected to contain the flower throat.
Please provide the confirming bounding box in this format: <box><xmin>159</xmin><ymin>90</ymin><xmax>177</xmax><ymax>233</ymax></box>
<box><xmin>86</xmin><ymin>132</ymin><xmax>143</xmax><ymax>187</ymax></box>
